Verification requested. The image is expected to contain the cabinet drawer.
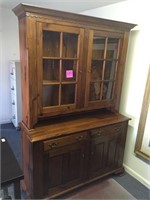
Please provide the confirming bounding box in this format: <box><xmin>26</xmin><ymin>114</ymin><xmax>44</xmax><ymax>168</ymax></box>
<box><xmin>12</xmin><ymin>105</ymin><xmax>17</xmax><ymax>127</ymax></box>
<box><xmin>10</xmin><ymin>78</ymin><xmax>16</xmax><ymax>95</ymax></box>
<box><xmin>11</xmin><ymin>93</ymin><xmax>16</xmax><ymax>107</ymax></box>
<box><xmin>10</xmin><ymin>62</ymin><xmax>16</xmax><ymax>79</ymax></box>
<box><xmin>90</xmin><ymin>123</ymin><xmax>123</xmax><ymax>138</ymax></box>
<box><xmin>44</xmin><ymin>132</ymin><xmax>87</xmax><ymax>151</ymax></box>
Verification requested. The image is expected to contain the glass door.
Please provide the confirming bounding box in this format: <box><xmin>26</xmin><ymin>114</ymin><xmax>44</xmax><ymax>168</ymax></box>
<box><xmin>37</xmin><ymin>23</ymin><xmax>83</xmax><ymax>115</ymax></box>
<box><xmin>85</xmin><ymin>31</ymin><xmax>122</xmax><ymax>108</ymax></box>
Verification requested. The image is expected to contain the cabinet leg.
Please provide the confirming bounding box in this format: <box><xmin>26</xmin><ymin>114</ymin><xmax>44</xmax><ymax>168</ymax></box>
<box><xmin>14</xmin><ymin>181</ymin><xmax>21</xmax><ymax>199</ymax></box>
<box><xmin>114</xmin><ymin>167</ymin><xmax>125</xmax><ymax>176</ymax></box>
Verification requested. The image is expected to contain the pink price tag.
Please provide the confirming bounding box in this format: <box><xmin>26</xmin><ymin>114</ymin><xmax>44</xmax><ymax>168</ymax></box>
<box><xmin>66</xmin><ymin>70</ymin><xmax>73</xmax><ymax>78</ymax></box>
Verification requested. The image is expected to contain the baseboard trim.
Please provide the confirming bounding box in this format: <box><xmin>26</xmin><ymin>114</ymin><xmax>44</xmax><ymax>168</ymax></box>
<box><xmin>0</xmin><ymin>119</ymin><xmax>11</xmax><ymax>125</ymax></box>
<box><xmin>123</xmin><ymin>164</ymin><xmax>150</xmax><ymax>189</ymax></box>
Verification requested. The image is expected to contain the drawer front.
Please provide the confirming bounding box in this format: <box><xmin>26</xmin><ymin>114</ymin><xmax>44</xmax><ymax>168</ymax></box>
<box><xmin>12</xmin><ymin>104</ymin><xmax>17</xmax><ymax>127</ymax></box>
<box><xmin>11</xmin><ymin>93</ymin><xmax>16</xmax><ymax>107</ymax></box>
<box><xmin>10</xmin><ymin>62</ymin><xmax>16</xmax><ymax>79</ymax></box>
<box><xmin>44</xmin><ymin>131</ymin><xmax>87</xmax><ymax>151</ymax></box>
<box><xmin>10</xmin><ymin>78</ymin><xmax>16</xmax><ymax>95</ymax></box>
<box><xmin>90</xmin><ymin>123</ymin><xmax>123</xmax><ymax>138</ymax></box>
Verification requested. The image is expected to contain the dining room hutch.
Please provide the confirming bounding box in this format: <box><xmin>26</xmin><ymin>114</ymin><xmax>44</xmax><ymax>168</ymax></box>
<box><xmin>13</xmin><ymin>3</ymin><xmax>135</xmax><ymax>199</ymax></box>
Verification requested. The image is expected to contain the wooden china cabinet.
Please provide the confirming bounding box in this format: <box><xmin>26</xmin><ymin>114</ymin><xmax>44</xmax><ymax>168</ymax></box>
<box><xmin>13</xmin><ymin>4</ymin><xmax>136</xmax><ymax>199</ymax></box>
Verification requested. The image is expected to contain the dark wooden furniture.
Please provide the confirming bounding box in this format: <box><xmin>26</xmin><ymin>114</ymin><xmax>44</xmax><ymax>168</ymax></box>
<box><xmin>1</xmin><ymin>138</ymin><xmax>24</xmax><ymax>199</ymax></box>
<box><xmin>13</xmin><ymin>4</ymin><xmax>136</xmax><ymax>199</ymax></box>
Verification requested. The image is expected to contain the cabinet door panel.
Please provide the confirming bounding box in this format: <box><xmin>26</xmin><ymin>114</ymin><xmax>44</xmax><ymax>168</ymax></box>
<box><xmin>44</xmin><ymin>142</ymin><xmax>86</xmax><ymax>195</ymax></box>
<box><xmin>37</xmin><ymin>22</ymin><xmax>84</xmax><ymax>117</ymax></box>
<box><xmin>89</xmin><ymin>133</ymin><xmax>120</xmax><ymax>178</ymax></box>
<box><xmin>106</xmin><ymin>136</ymin><xmax>120</xmax><ymax>167</ymax></box>
<box><xmin>85</xmin><ymin>30</ymin><xmax>123</xmax><ymax>109</ymax></box>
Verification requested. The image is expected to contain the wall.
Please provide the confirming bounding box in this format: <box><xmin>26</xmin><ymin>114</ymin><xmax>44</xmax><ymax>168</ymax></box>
<box><xmin>82</xmin><ymin>0</ymin><xmax>150</xmax><ymax>188</ymax></box>
<box><xmin>0</xmin><ymin>7</ymin><xmax>19</xmax><ymax>124</ymax></box>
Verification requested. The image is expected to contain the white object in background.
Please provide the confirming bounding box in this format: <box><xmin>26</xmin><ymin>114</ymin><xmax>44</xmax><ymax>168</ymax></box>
<box><xmin>10</xmin><ymin>61</ymin><xmax>22</xmax><ymax>129</ymax></box>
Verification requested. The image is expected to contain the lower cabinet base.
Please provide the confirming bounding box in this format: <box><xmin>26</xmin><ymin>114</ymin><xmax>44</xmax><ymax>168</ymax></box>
<box><xmin>44</xmin><ymin>167</ymin><xmax>125</xmax><ymax>199</ymax></box>
<box><xmin>21</xmin><ymin>112</ymin><xmax>129</xmax><ymax>199</ymax></box>
<box><xmin>24</xmin><ymin>167</ymin><xmax>125</xmax><ymax>199</ymax></box>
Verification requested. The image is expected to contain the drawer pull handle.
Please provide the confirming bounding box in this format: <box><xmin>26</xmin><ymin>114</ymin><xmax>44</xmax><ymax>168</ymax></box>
<box><xmin>12</xmin><ymin>101</ymin><xmax>15</xmax><ymax>105</ymax></box>
<box><xmin>10</xmin><ymin>72</ymin><xmax>14</xmax><ymax>75</ymax></box>
<box><xmin>97</xmin><ymin>130</ymin><xmax>102</xmax><ymax>136</ymax></box>
<box><xmin>76</xmin><ymin>135</ymin><xmax>84</xmax><ymax>141</ymax></box>
<box><xmin>48</xmin><ymin>142</ymin><xmax>58</xmax><ymax>149</ymax></box>
<box><xmin>12</xmin><ymin>115</ymin><xmax>16</xmax><ymax>119</ymax></box>
<box><xmin>115</xmin><ymin>127</ymin><xmax>121</xmax><ymax>132</ymax></box>
<box><xmin>11</xmin><ymin>87</ymin><xmax>14</xmax><ymax>90</ymax></box>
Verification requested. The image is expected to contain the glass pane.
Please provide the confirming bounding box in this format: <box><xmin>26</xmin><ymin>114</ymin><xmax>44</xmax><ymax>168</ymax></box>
<box><xmin>92</xmin><ymin>37</ymin><xmax>105</xmax><ymax>60</ymax></box>
<box><xmin>89</xmin><ymin>82</ymin><xmax>101</xmax><ymax>101</ymax></box>
<box><xmin>43</xmin><ymin>59</ymin><xmax>60</xmax><ymax>82</ymax></box>
<box><xmin>102</xmin><ymin>82</ymin><xmax>114</xmax><ymax>100</ymax></box>
<box><xmin>91</xmin><ymin>60</ymin><xmax>103</xmax><ymax>81</ymax></box>
<box><xmin>104</xmin><ymin>61</ymin><xmax>116</xmax><ymax>80</ymax></box>
<box><xmin>43</xmin><ymin>31</ymin><xmax>60</xmax><ymax>57</ymax></box>
<box><xmin>43</xmin><ymin>85</ymin><xmax>59</xmax><ymax>107</ymax></box>
<box><xmin>62</xmin><ymin>33</ymin><xmax>78</xmax><ymax>58</ymax></box>
<box><xmin>62</xmin><ymin>60</ymin><xmax>76</xmax><ymax>81</ymax></box>
<box><xmin>61</xmin><ymin>84</ymin><xmax>75</xmax><ymax>104</ymax></box>
<box><xmin>106</xmin><ymin>38</ymin><xmax>119</xmax><ymax>59</ymax></box>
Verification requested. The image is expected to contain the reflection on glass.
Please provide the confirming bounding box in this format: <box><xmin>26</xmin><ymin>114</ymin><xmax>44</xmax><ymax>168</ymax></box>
<box><xmin>43</xmin><ymin>31</ymin><xmax>60</xmax><ymax>57</ymax></box>
<box><xmin>61</xmin><ymin>84</ymin><xmax>75</xmax><ymax>104</ymax></box>
<box><xmin>104</xmin><ymin>61</ymin><xmax>116</xmax><ymax>80</ymax></box>
<box><xmin>102</xmin><ymin>82</ymin><xmax>114</xmax><ymax>100</ymax></box>
<box><xmin>43</xmin><ymin>85</ymin><xmax>59</xmax><ymax>107</ymax></box>
<box><xmin>91</xmin><ymin>61</ymin><xmax>103</xmax><ymax>80</ymax></box>
<box><xmin>62</xmin><ymin>60</ymin><xmax>76</xmax><ymax>81</ymax></box>
<box><xmin>92</xmin><ymin>37</ymin><xmax>105</xmax><ymax>60</ymax></box>
<box><xmin>62</xmin><ymin>33</ymin><xmax>78</xmax><ymax>58</ymax></box>
<box><xmin>43</xmin><ymin>59</ymin><xmax>60</xmax><ymax>82</ymax></box>
<box><xmin>106</xmin><ymin>38</ymin><xmax>119</xmax><ymax>59</ymax></box>
<box><xmin>89</xmin><ymin>82</ymin><xmax>101</xmax><ymax>101</ymax></box>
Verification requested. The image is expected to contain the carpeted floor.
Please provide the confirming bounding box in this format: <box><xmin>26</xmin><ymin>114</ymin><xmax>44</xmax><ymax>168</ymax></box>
<box><xmin>60</xmin><ymin>178</ymin><xmax>136</xmax><ymax>199</ymax></box>
<box><xmin>1</xmin><ymin>123</ymin><xmax>150</xmax><ymax>200</ymax></box>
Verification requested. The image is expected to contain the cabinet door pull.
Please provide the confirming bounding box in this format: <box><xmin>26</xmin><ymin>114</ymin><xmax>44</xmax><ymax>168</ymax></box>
<box><xmin>115</xmin><ymin>127</ymin><xmax>121</xmax><ymax>132</ymax></box>
<box><xmin>11</xmin><ymin>87</ymin><xmax>14</xmax><ymax>90</ymax></box>
<box><xmin>48</xmin><ymin>142</ymin><xmax>58</xmax><ymax>149</ymax></box>
<box><xmin>76</xmin><ymin>135</ymin><xmax>83</xmax><ymax>141</ymax></box>
<box><xmin>97</xmin><ymin>130</ymin><xmax>102</xmax><ymax>136</ymax></box>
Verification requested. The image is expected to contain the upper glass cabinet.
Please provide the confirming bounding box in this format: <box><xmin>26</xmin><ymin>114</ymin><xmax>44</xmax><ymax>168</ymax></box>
<box><xmin>37</xmin><ymin>23</ymin><xmax>83</xmax><ymax>113</ymax></box>
<box><xmin>87</xmin><ymin>32</ymin><xmax>121</xmax><ymax>104</ymax></box>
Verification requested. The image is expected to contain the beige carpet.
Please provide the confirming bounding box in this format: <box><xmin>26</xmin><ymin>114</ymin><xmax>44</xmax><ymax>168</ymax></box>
<box><xmin>63</xmin><ymin>178</ymin><xmax>136</xmax><ymax>199</ymax></box>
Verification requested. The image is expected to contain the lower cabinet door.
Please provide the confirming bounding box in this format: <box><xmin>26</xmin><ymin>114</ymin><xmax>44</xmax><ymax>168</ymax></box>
<box><xmin>89</xmin><ymin>132</ymin><xmax>121</xmax><ymax>178</ymax></box>
<box><xmin>43</xmin><ymin>142</ymin><xmax>87</xmax><ymax>196</ymax></box>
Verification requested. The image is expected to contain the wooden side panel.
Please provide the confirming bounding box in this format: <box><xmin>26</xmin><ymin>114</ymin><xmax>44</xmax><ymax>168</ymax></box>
<box><xmin>22</xmin><ymin>128</ymin><xmax>33</xmax><ymax>199</ymax></box>
<box><xmin>19</xmin><ymin>17</ymin><xmax>29</xmax><ymax>127</ymax></box>
<box><xmin>26</xmin><ymin>16</ymin><xmax>38</xmax><ymax>128</ymax></box>
<box><xmin>114</xmin><ymin>32</ymin><xmax>129</xmax><ymax>111</ymax></box>
<box><xmin>32</xmin><ymin>142</ymin><xmax>44</xmax><ymax>198</ymax></box>
<box><xmin>22</xmin><ymin>126</ymin><xmax>44</xmax><ymax>199</ymax></box>
<box><xmin>19</xmin><ymin>16</ymin><xmax>39</xmax><ymax>129</ymax></box>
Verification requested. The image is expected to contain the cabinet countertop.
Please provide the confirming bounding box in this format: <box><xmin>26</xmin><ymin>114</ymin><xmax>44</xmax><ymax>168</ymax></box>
<box><xmin>21</xmin><ymin>110</ymin><xmax>130</xmax><ymax>142</ymax></box>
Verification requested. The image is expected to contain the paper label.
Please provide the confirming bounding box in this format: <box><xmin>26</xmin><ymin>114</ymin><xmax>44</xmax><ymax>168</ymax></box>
<box><xmin>66</xmin><ymin>70</ymin><xmax>73</xmax><ymax>78</ymax></box>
